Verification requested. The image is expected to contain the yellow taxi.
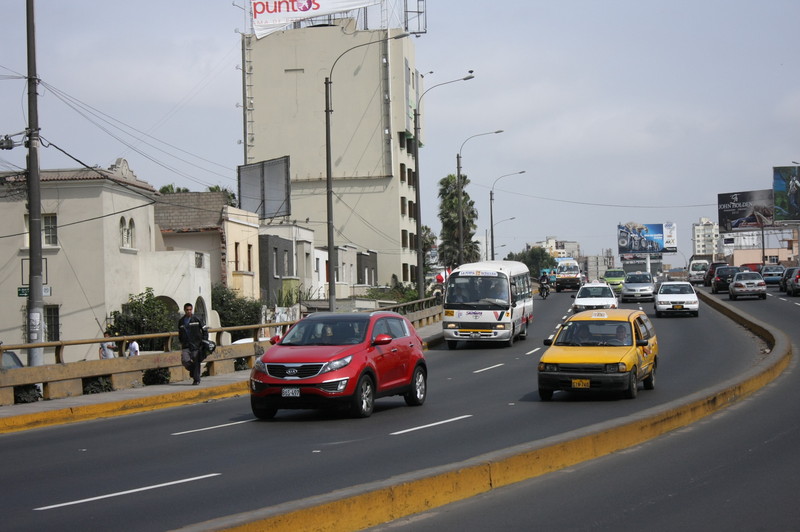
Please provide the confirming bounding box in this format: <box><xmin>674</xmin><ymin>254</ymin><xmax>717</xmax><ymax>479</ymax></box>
<box><xmin>537</xmin><ymin>309</ymin><xmax>658</xmax><ymax>401</ymax></box>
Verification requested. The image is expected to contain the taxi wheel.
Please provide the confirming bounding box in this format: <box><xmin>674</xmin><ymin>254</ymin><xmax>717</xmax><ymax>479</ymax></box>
<box><xmin>625</xmin><ymin>369</ymin><xmax>638</xmax><ymax>399</ymax></box>
<box><xmin>643</xmin><ymin>366</ymin><xmax>656</xmax><ymax>390</ymax></box>
<box><xmin>539</xmin><ymin>388</ymin><xmax>553</xmax><ymax>401</ymax></box>
<box><xmin>350</xmin><ymin>374</ymin><xmax>375</xmax><ymax>418</ymax></box>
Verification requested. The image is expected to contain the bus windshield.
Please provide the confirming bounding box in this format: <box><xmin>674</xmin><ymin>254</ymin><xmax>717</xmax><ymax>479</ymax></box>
<box><xmin>444</xmin><ymin>274</ymin><xmax>510</xmax><ymax>308</ymax></box>
<box><xmin>557</xmin><ymin>263</ymin><xmax>579</xmax><ymax>274</ymax></box>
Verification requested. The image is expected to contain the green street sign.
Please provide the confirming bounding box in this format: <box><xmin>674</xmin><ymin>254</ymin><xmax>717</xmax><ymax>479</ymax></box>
<box><xmin>18</xmin><ymin>286</ymin><xmax>29</xmax><ymax>297</ymax></box>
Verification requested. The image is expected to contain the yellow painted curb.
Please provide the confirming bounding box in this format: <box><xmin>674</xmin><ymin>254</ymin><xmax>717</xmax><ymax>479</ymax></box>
<box><xmin>0</xmin><ymin>381</ymin><xmax>249</xmax><ymax>434</ymax></box>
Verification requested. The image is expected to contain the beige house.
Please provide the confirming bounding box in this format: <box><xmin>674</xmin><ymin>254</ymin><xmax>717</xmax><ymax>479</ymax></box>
<box><xmin>0</xmin><ymin>159</ymin><xmax>213</xmax><ymax>363</ymax></box>
<box><xmin>242</xmin><ymin>19</ymin><xmax>420</xmax><ymax>287</ymax></box>
<box><xmin>154</xmin><ymin>192</ymin><xmax>261</xmax><ymax>300</ymax></box>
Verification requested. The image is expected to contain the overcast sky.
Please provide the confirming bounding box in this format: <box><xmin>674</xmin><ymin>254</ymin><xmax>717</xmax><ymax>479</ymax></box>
<box><xmin>2</xmin><ymin>1</ymin><xmax>799</xmax><ymax>263</ymax></box>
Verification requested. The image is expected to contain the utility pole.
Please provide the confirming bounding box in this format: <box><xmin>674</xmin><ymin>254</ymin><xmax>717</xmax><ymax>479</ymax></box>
<box><xmin>26</xmin><ymin>0</ymin><xmax>45</xmax><ymax>367</ymax></box>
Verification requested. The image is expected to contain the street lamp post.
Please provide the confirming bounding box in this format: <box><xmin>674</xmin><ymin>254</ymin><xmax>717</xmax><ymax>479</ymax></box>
<box><xmin>324</xmin><ymin>31</ymin><xmax>408</xmax><ymax>312</ymax></box>
<box><xmin>491</xmin><ymin>217</ymin><xmax>516</xmax><ymax>259</ymax></box>
<box><xmin>456</xmin><ymin>130</ymin><xmax>503</xmax><ymax>265</ymax></box>
<box><xmin>413</xmin><ymin>72</ymin><xmax>474</xmax><ymax>299</ymax></box>
<box><xmin>489</xmin><ymin>171</ymin><xmax>525</xmax><ymax>260</ymax></box>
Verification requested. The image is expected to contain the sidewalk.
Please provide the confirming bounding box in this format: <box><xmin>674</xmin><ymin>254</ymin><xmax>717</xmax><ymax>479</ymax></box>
<box><xmin>0</xmin><ymin>322</ymin><xmax>444</xmax><ymax>434</ymax></box>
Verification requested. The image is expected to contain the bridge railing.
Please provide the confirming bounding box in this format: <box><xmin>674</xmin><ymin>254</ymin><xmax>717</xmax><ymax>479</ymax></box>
<box><xmin>0</xmin><ymin>301</ymin><xmax>443</xmax><ymax>407</ymax></box>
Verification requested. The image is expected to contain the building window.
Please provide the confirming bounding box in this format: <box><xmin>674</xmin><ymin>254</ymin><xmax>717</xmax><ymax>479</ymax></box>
<box><xmin>120</xmin><ymin>218</ymin><xmax>127</xmax><ymax>246</ymax></box>
<box><xmin>402</xmin><ymin>263</ymin><xmax>409</xmax><ymax>282</ymax></box>
<box><xmin>400</xmin><ymin>163</ymin><xmax>406</xmax><ymax>182</ymax></box>
<box><xmin>315</xmin><ymin>257</ymin><xmax>320</xmax><ymax>272</ymax></box>
<box><xmin>128</xmin><ymin>219</ymin><xmax>135</xmax><ymax>248</ymax></box>
<box><xmin>401</xmin><ymin>230</ymin><xmax>408</xmax><ymax>248</ymax></box>
<box><xmin>247</xmin><ymin>244</ymin><xmax>253</xmax><ymax>272</ymax></box>
<box><xmin>284</xmin><ymin>250</ymin><xmax>289</xmax><ymax>276</ymax></box>
<box><xmin>235</xmin><ymin>242</ymin><xmax>241</xmax><ymax>271</ymax></box>
<box><xmin>273</xmin><ymin>248</ymin><xmax>278</xmax><ymax>277</ymax></box>
<box><xmin>44</xmin><ymin>305</ymin><xmax>60</xmax><ymax>341</ymax></box>
<box><xmin>195</xmin><ymin>252</ymin><xmax>204</xmax><ymax>268</ymax></box>
<box><xmin>400</xmin><ymin>197</ymin><xmax>407</xmax><ymax>216</ymax></box>
<box><xmin>43</xmin><ymin>214</ymin><xmax>57</xmax><ymax>246</ymax></box>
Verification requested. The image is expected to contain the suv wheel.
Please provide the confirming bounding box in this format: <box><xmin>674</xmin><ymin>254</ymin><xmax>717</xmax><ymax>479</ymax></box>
<box><xmin>350</xmin><ymin>374</ymin><xmax>375</xmax><ymax>418</ymax></box>
<box><xmin>404</xmin><ymin>366</ymin><xmax>427</xmax><ymax>406</ymax></box>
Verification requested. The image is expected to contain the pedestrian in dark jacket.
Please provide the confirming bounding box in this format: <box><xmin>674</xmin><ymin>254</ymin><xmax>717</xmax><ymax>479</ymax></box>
<box><xmin>178</xmin><ymin>303</ymin><xmax>207</xmax><ymax>385</ymax></box>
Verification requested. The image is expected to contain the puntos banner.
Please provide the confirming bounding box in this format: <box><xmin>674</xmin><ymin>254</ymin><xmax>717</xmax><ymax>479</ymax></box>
<box><xmin>251</xmin><ymin>0</ymin><xmax>380</xmax><ymax>38</ymax></box>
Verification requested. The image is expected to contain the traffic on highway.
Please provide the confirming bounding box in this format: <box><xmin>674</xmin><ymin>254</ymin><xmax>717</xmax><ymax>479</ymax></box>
<box><xmin>1</xmin><ymin>279</ymin><xmax>792</xmax><ymax>531</ymax></box>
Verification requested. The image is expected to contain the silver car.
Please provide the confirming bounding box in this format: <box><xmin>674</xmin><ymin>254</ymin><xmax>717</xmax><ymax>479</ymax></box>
<box><xmin>728</xmin><ymin>271</ymin><xmax>766</xmax><ymax>300</ymax></box>
<box><xmin>620</xmin><ymin>272</ymin><xmax>655</xmax><ymax>302</ymax></box>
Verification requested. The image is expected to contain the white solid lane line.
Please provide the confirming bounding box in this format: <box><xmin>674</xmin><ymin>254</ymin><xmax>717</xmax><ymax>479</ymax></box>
<box><xmin>474</xmin><ymin>364</ymin><xmax>504</xmax><ymax>373</ymax></box>
<box><xmin>391</xmin><ymin>415</ymin><xmax>473</xmax><ymax>436</ymax></box>
<box><xmin>171</xmin><ymin>419</ymin><xmax>254</xmax><ymax>436</ymax></box>
<box><xmin>34</xmin><ymin>474</ymin><xmax>221</xmax><ymax>510</ymax></box>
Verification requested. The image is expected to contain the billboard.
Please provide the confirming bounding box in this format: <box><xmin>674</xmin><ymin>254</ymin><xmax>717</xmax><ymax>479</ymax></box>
<box><xmin>251</xmin><ymin>0</ymin><xmax>380</xmax><ymax>38</ymax></box>
<box><xmin>773</xmin><ymin>166</ymin><xmax>800</xmax><ymax>223</ymax></box>
<box><xmin>238</xmin><ymin>156</ymin><xmax>291</xmax><ymax>219</ymax></box>
<box><xmin>717</xmin><ymin>189</ymin><xmax>775</xmax><ymax>232</ymax></box>
<box><xmin>617</xmin><ymin>222</ymin><xmax>677</xmax><ymax>255</ymax></box>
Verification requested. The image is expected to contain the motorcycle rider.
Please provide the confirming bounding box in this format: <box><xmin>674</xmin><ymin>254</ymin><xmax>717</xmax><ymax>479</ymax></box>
<box><xmin>539</xmin><ymin>272</ymin><xmax>550</xmax><ymax>298</ymax></box>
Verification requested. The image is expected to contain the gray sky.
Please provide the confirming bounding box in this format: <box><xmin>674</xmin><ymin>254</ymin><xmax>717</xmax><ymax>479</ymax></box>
<box><xmin>2</xmin><ymin>1</ymin><xmax>799</xmax><ymax>263</ymax></box>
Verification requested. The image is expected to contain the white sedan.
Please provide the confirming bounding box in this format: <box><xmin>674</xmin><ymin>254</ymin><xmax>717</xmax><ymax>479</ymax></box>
<box><xmin>654</xmin><ymin>281</ymin><xmax>699</xmax><ymax>317</ymax></box>
<box><xmin>571</xmin><ymin>282</ymin><xmax>618</xmax><ymax>313</ymax></box>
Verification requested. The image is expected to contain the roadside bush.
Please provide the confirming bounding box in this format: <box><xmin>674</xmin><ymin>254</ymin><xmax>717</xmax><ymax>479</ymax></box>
<box><xmin>142</xmin><ymin>368</ymin><xmax>171</xmax><ymax>385</ymax></box>
<box><xmin>14</xmin><ymin>384</ymin><xmax>42</xmax><ymax>404</ymax></box>
<box><xmin>82</xmin><ymin>376</ymin><xmax>113</xmax><ymax>394</ymax></box>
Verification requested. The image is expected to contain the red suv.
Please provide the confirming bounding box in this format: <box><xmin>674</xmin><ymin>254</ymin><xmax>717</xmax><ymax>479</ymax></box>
<box><xmin>250</xmin><ymin>311</ymin><xmax>427</xmax><ymax>419</ymax></box>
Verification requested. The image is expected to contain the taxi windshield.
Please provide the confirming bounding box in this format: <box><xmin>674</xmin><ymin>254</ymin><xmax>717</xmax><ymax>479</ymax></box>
<box><xmin>554</xmin><ymin>320</ymin><xmax>633</xmax><ymax>347</ymax></box>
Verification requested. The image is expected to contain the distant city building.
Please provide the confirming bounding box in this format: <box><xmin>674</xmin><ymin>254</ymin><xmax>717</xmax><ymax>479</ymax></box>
<box><xmin>692</xmin><ymin>217</ymin><xmax>719</xmax><ymax>258</ymax></box>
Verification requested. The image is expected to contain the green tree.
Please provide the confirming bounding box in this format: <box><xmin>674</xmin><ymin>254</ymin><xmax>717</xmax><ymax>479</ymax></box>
<box><xmin>207</xmin><ymin>185</ymin><xmax>237</xmax><ymax>207</ymax></box>
<box><xmin>159</xmin><ymin>184</ymin><xmax>190</xmax><ymax>194</ymax></box>
<box><xmin>437</xmin><ymin>174</ymin><xmax>480</xmax><ymax>269</ymax></box>
<box><xmin>106</xmin><ymin>288</ymin><xmax>176</xmax><ymax>351</ymax></box>
<box><xmin>505</xmin><ymin>246</ymin><xmax>556</xmax><ymax>276</ymax></box>
<box><xmin>211</xmin><ymin>283</ymin><xmax>263</xmax><ymax>341</ymax></box>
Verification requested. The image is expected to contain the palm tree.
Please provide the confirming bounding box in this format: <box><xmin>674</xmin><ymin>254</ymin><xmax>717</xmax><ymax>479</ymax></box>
<box><xmin>437</xmin><ymin>174</ymin><xmax>480</xmax><ymax>269</ymax></box>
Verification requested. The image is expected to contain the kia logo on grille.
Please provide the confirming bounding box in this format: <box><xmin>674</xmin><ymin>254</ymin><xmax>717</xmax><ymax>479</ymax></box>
<box><xmin>286</xmin><ymin>368</ymin><xmax>299</xmax><ymax>376</ymax></box>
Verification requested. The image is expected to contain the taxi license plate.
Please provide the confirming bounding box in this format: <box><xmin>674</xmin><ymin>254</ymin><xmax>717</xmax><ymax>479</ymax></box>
<box><xmin>470</xmin><ymin>332</ymin><xmax>481</xmax><ymax>339</ymax></box>
<box><xmin>571</xmin><ymin>379</ymin><xmax>590</xmax><ymax>389</ymax></box>
<box><xmin>281</xmin><ymin>387</ymin><xmax>300</xmax><ymax>398</ymax></box>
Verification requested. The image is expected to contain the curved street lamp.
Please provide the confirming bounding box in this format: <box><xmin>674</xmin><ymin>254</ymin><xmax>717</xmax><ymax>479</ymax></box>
<box><xmin>492</xmin><ymin>217</ymin><xmax>516</xmax><ymax>259</ymax></box>
<box><xmin>413</xmin><ymin>71</ymin><xmax>475</xmax><ymax>299</ymax></box>
<box><xmin>456</xmin><ymin>130</ymin><xmax>503</xmax><ymax>265</ymax></box>
<box><xmin>489</xmin><ymin>171</ymin><xmax>525</xmax><ymax>260</ymax></box>
<box><xmin>324</xmin><ymin>31</ymin><xmax>409</xmax><ymax>311</ymax></box>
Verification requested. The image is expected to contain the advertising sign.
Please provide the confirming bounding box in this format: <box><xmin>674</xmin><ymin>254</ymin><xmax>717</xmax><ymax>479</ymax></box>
<box><xmin>773</xmin><ymin>166</ymin><xmax>800</xmax><ymax>223</ymax></box>
<box><xmin>251</xmin><ymin>0</ymin><xmax>380</xmax><ymax>38</ymax></box>
<box><xmin>617</xmin><ymin>222</ymin><xmax>676</xmax><ymax>255</ymax></box>
<box><xmin>717</xmin><ymin>189</ymin><xmax>775</xmax><ymax>232</ymax></box>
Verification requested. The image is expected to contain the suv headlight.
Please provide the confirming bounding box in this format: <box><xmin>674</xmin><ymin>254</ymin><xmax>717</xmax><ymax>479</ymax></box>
<box><xmin>322</xmin><ymin>355</ymin><xmax>352</xmax><ymax>374</ymax></box>
<box><xmin>254</xmin><ymin>358</ymin><xmax>268</xmax><ymax>374</ymax></box>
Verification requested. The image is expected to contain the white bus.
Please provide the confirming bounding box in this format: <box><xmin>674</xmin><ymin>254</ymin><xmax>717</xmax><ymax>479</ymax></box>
<box><xmin>442</xmin><ymin>261</ymin><xmax>534</xmax><ymax>349</ymax></box>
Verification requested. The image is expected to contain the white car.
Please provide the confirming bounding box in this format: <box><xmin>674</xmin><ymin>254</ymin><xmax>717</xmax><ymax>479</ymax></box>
<box><xmin>654</xmin><ymin>281</ymin><xmax>699</xmax><ymax>317</ymax></box>
<box><xmin>571</xmin><ymin>282</ymin><xmax>618</xmax><ymax>313</ymax></box>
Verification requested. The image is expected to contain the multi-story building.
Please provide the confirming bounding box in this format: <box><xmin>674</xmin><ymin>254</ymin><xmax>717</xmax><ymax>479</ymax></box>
<box><xmin>692</xmin><ymin>217</ymin><xmax>719</xmax><ymax>259</ymax></box>
<box><xmin>242</xmin><ymin>18</ymin><xmax>420</xmax><ymax>288</ymax></box>
<box><xmin>0</xmin><ymin>159</ymin><xmax>212</xmax><ymax>362</ymax></box>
